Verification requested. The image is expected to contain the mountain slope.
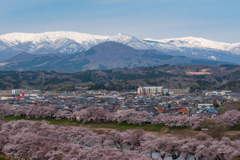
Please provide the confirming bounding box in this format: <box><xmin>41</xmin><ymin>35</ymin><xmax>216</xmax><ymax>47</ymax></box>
<box><xmin>0</xmin><ymin>31</ymin><xmax>110</xmax><ymax>62</ymax></box>
<box><xmin>144</xmin><ymin>37</ymin><xmax>240</xmax><ymax>63</ymax></box>
<box><xmin>5</xmin><ymin>53</ymin><xmax>36</xmax><ymax>62</ymax></box>
<box><xmin>145</xmin><ymin>36</ymin><xmax>240</xmax><ymax>52</ymax></box>
<box><xmin>0</xmin><ymin>31</ymin><xmax>240</xmax><ymax>63</ymax></box>
<box><xmin>0</xmin><ymin>42</ymin><xmax>230</xmax><ymax>72</ymax></box>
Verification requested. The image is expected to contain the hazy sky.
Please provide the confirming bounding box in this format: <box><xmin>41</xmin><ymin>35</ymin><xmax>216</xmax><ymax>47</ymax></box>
<box><xmin>0</xmin><ymin>0</ymin><xmax>240</xmax><ymax>43</ymax></box>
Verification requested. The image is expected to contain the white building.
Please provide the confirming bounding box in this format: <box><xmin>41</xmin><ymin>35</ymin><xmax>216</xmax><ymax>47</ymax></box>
<box><xmin>1</xmin><ymin>96</ymin><xmax>15</xmax><ymax>100</ymax></box>
<box><xmin>137</xmin><ymin>86</ymin><xmax>163</xmax><ymax>95</ymax></box>
<box><xmin>205</xmin><ymin>90</ymin><xmax>232</xmax><ymax>96</ymax></box>
<box><xmin>198</xmin><ymin>104</ymin><xmax>214</xmax><ymax>109</ymax></box>
<box><xmin>220</xmin><ymin>90</ymin><xmax>232</xmax><ymax>95</ymax></box>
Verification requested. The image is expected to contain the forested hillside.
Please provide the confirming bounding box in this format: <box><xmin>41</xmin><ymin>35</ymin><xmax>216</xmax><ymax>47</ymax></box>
<box><xmin>0</xmin><ymin>64</ymin><xmax>239</xmax><ymax>91</ymax></box>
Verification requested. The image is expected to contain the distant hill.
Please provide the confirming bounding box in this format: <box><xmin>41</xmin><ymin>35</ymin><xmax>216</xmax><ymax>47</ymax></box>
<box><xmin>0</xmin><ymin>64</ymin><xmax>240</xmax><ymax>92</ymax></box>
<box><xmin>0</xmin><ymin>42</ymin><xmax>230</xmax><ymax>72</ymax></box>
<box><xmin>5</xmin><ymin>52</ymin><xmax>36</xmax><ymax>62</ymax></box>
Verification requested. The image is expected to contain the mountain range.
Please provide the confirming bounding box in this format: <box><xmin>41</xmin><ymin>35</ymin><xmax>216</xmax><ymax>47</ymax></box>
<box><xmin>0</xmin><ymin>31</ymin><xmax>239</xmax><ymax>72</ymax></box>
<box><xmin>0</xmin><ymin>42</ymin><xmax>231</xmax><ymax>72</ymax></box>
<box><xmin>0</xmin><ymin>31</ymin><xmax>240</xmax><ymax>64</ymax></box>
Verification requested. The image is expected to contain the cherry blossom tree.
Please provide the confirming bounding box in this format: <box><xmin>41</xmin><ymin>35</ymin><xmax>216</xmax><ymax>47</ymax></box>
<box><xmin>26</xmin><ymin>106</ymin><xmax>57</xmax><ymax>118</ymax></box>
<box><xmin>1</xmin><ymin>119</ymin><xmax>240</xmax><ymax>160</ymax></box>
<box><xmin>0</xmin><ymin>104</ymin><xmax>15</xmax><ymax>117</ymax></box>
<box><xmin>105</xmin><ymin>129</ymin><xmax>126</xmax><ymax>152</ymax></box>
<box><xmin>54</xmin><ymin>110</ymin><xmax>73</xmax><ymax>120</ymax></box>
<box><xmin>124</xmin><ymin>129</ymin><xmax>146</xmax><ymax>151</ymax></box>
<box><xmin>213</xmin><ymin>110</ymin><xmax>240</xmax><ymax>127</ymax></box>
<box><xmin>72</xmin><ymin>107</ymin><xmax>109</xmax><ymax>123</ymax></box>
<box><xmin>112</xmin><ymin>109</ymin><xmax>152</xmax><ymax>125</ymax></box>
<box><xmin>153</xmin><ymin>114</ymin><xmax>206</xmax><ymax>129</ymax></box>
<box><xmin>195</xmin><ymin>133</ymin><xmax>211</xmax><ymax>141</ymax></box>
<box><xmin>3</xmin><ymin>104</ymin><xmax>240</xmax><ymax>130</ymax></box>
<box><xmin>164</xmin><ymin>137</ymin><xmax>183</xmax><ymax>160</ymax></box>
<box><xmin>141</xmin><ymin>134</ymin><xmax>158</xmax><ymax>158</ymax></box>
<box><xmin>14</xmin><ymin>105</ymin><xmax>31</xmax><ymax>117</ymax></box>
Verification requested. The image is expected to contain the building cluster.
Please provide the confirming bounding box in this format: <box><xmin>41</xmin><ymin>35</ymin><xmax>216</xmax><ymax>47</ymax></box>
<box><xmin>137</xmin><ymin>86</ymin><xmax>190</xmax><ymax>95</ymax></box>
<box><xmin>0</xmin><ymin>87</ymin><xmax>239</xmax><ymax>118</ymax></box>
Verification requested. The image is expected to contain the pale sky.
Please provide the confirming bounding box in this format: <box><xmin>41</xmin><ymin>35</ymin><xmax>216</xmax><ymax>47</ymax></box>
<box><xmin>0</xmin><ymin>0</ymin><xmax>240</xmax><ymax>43</ymax></box>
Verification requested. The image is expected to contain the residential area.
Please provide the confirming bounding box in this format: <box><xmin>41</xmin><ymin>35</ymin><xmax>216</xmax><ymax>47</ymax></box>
<box><xmin>1</xmin><ymin>86</ymin><xmax>238</xmax><ymax>121</ymax></box>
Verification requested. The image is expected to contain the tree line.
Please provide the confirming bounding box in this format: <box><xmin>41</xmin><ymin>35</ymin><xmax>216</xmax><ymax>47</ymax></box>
<box><xmin>0</xmin><ymin>104</ymin><xmax>204</xmax><ymax>128</ymax></box>
<box><xmin>1</xmin><ymin>104</ymin><xmax>240</xmax><ymax>130</ymax></box>
<box><xmin>1</xmin><ymin>104</ymin><xmax>240</xmax><ymax>159</ymax></box>
<box><xmin>0</xmin><ymin>119</ymin><xmax>240</xmax><ymax>159</ymax></box>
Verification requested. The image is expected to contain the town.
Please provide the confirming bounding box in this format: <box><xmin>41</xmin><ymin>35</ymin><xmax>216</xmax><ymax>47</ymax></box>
<box><xmin>1</xmin><ymin>0</ymin><xmax>240</xmax><ymax>159</ymax></box>
<box><xmin>0</xmin><ymin>86</ymin><xmax>238</xmax><ymax>120</ymax></box>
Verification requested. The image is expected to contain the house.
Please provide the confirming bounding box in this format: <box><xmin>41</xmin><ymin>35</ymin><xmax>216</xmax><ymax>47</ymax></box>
<box><xmin>177</xmin><ymin>109</ymin><xmax>189</xmax><ymax>115</ymax></box>
<box><xmin>117</xmin><ymin>106</ymin><xmax>130</xmax><ymax>113</ymax></box>
<box><xmin>198</xmin><ymin>103</ymin><xmax>213</xmax><ymax>109</ymax></box>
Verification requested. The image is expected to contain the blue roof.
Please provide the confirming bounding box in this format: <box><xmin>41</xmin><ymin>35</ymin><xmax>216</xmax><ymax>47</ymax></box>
<box><xmin>199</xmin><ymin>108</ymin><xmax>218</xmax><ymax>111</ymax></box>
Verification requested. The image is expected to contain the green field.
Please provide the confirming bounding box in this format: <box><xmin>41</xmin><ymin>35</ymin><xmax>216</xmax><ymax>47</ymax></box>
<box><xmin>4</xmin><ymin>116</ymin><xmax>240</xmax><ymax>140</ymax></box>
<box><xmin>3</xmin><ymin>116</ymin><xmax>189</xmax><ymax>132</ymax></box>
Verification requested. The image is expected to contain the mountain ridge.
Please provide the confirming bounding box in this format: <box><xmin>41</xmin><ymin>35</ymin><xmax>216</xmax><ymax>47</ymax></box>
<box><xmin>0</xmin><ymin>42</ymin><xmax>231</xmax><ymax>72</ymax></box>
<box><xmin>0</xmin><ymin>31</ymin><xmax>240</xmax><ymax>63</ymax></box>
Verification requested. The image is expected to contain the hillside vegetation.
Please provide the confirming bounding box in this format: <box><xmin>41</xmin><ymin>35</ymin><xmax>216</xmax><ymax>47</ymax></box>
<box><xmin>0</xmin><ymin>64</ymin><xmax>239</xmax><ymax>91</ymax></box>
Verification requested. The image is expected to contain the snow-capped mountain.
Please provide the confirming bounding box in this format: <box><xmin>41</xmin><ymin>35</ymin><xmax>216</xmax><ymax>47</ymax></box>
<box><xmin>1</xmin><ymin>42</ymin><xmax>229</xmax><ymax>72</ymax></box>
<box><xmin>0</xmin><ymin>31</ymin><xmax>240</xmax><ymax>63</ymax></box>
<box><xmin>0</xmin><ymin>32</ymin><xmax>110</xmax><ymax>61</ymax></box>
<box><xmin>0</xmin><ymin>31</ymin><xmax>110</xmax><ymax>48</ymax></box>
<box><xmin>145</xmin><ymin>37</ymin><xmax>240</xmax><ymax>54</ymax></box>
<box><xmin>144</xmin><ymin>37</ymin><xmax>240</xmax><ymax>63</ymax></box>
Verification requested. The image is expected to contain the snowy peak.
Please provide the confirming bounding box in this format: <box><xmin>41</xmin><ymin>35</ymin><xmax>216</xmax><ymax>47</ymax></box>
<box><xmin>145</xmin><ymin>36</ymin><xmax>239</xmax><ymax>51</ymax></box>
<box><xmin>0</xmin><ymin>31</ymin><xmax>240</xmax><ymax>64</ymax></box>
<box><xmin>2</xmin><ymin>31</ymin><xmax>238</xmax><ymax>52</ymax></box>
<box><xmin>109</xmin><ymin>33</ymin><xmax>151</xmax><ymax>50</ymax></box>
<box><xmin>39</xmin><ymin>31</ymin><xmax>110</xmax><ymax>44</ymax></box>
<box><xmin>0</xmin><ymin>32</ymin><xmax>37</xmax><ymax>46</ymax></box>
<box><xmin>0</xmin><ymin>31</ymin><xmax>111</xmax><ymax>58</ymax></box>
<box><xmin>0</xmin><ymin>31</ymin><xmax>110</xmax><ymax>45</ymax></box>
<box><xmin>163</xmin><ymin>37</ymin><xmax>230</xmax><ymax>50</ymax></box>
<box><xmin>109</xmin><ymin>33</ymin><xmax>134</xmax><ymax>43</ymax></box>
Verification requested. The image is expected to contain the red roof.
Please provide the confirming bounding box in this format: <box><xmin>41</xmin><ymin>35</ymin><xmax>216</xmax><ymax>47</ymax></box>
<box><xmin>114</xmin><ymin>107</ymin><xmax>121</xmax><ymax>110</ymax></box>
<box><xmin>177</xmin><ymin>109</ymin><xmax>188</xmax><ymax>113</ymax></box>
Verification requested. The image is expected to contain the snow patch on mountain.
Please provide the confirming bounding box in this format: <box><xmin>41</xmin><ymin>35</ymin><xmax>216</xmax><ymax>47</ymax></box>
<box><xmin>0</xmin><ymin>31</ymin><xmax>240</xmax><ymax>63</ymax></box>
<box><xmin>208</xmin><ymin>56</ymin><xmax>217</xmax><ymax>60</ymax></box>
<box><xmin>0</xmin><ymin>31</ymin><xmax>110</xmax><ymax>44</ymax></box>
<box><xmin>109</xmin><ymin>33</ymin><xmax>133</xmax><ymax>43</ymax></box>
<box><xmin>145</xmin><ymin>37</ymin><xmax>240</xmax><ymax>55</ymax></box>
